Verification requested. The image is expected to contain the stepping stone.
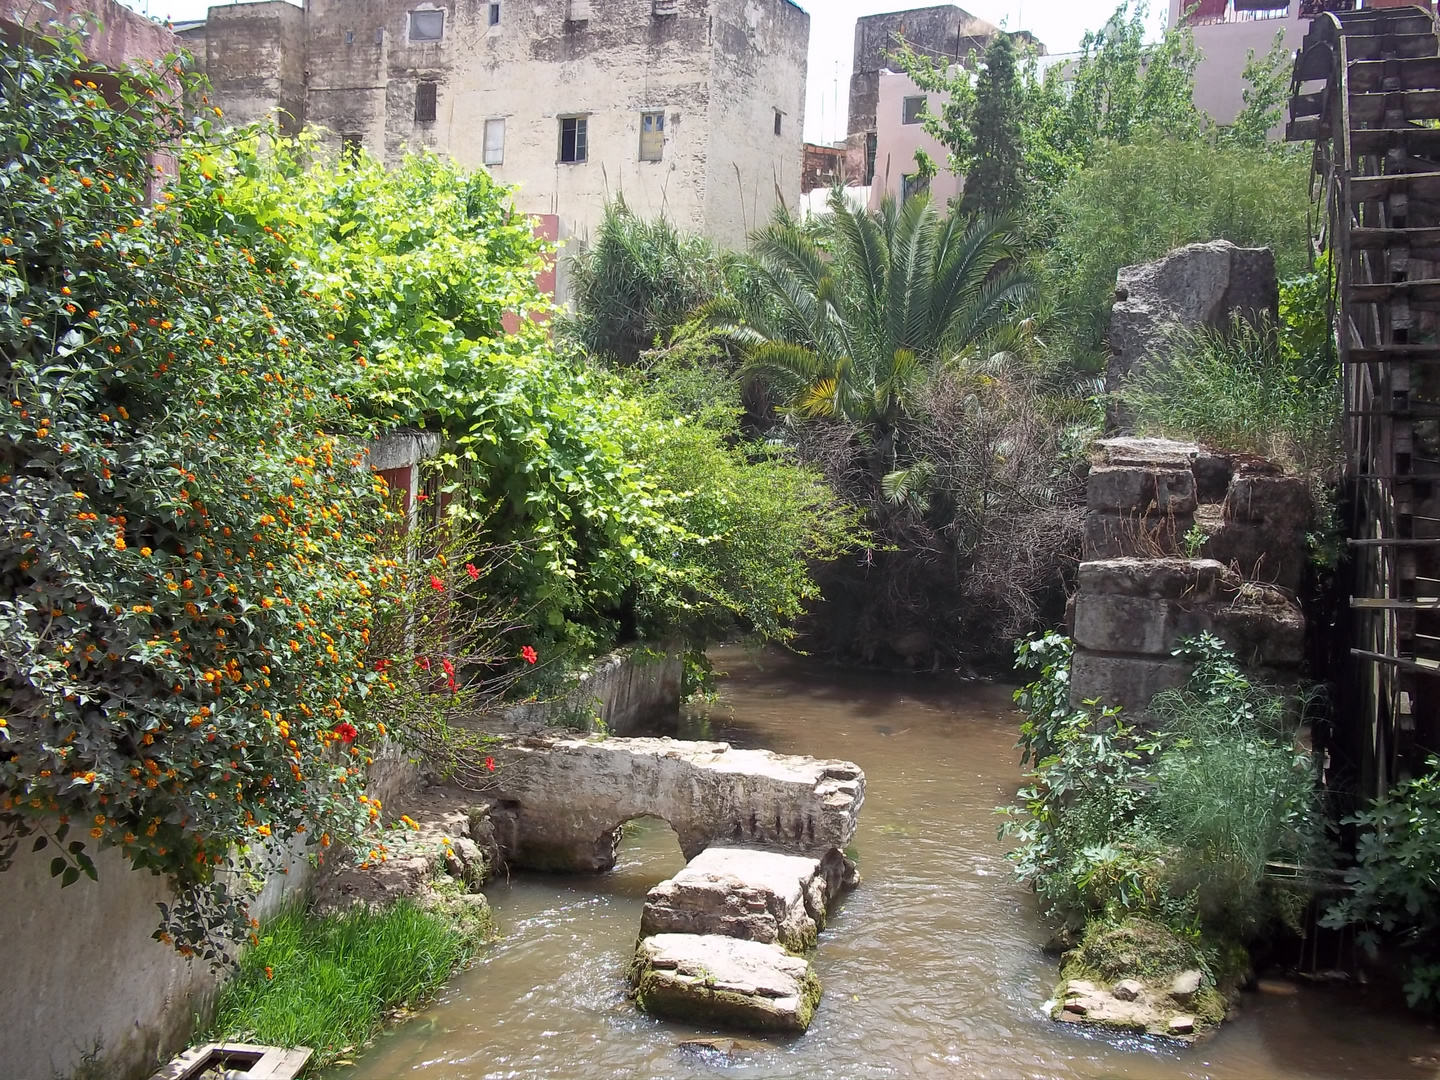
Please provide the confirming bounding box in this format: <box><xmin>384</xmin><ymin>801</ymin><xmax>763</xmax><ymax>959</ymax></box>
<box><xmin>640</xmin><ymin>846</ymin><xmax>844</xmax><ymax>952</ymax></box>
<box><xmin>631</xmin><ymin>933</ymin><xmax>822</xmax><ymax>1033</ymax></box>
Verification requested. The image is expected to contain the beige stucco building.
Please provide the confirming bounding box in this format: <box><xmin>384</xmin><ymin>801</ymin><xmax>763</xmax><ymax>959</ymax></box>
<box><xmin>179</xmin><ymin>0</ymin><xmax>809</xmax><ymax>294</ymax></box>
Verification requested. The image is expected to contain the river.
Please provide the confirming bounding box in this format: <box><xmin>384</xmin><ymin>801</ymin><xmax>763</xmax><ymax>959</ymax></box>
<box><xmin>341</xmin><ymin>646</ymin><xmax>1440</xmax><ymax>1079</ymax></box>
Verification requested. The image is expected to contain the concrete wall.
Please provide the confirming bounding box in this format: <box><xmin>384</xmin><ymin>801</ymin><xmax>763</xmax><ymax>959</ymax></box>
<box><xmin>0</xmin><ymin>838</ymin><xmax>312</xmax><ymax>1080</ymax></box>
<box><xmin>1170</xmin><ymin>0</ymin><xmax>1303</xmax><ymax>125</ymax></box>
<box><xmin>848</xmin><ymin>4</ymin><xmax>996</xmax><ymax>137</ymax></box>
<box><xmin>705</xmin><ymin>0</ymin><xmax>809</xmax><ymax>244</ymax></box>
<box><xmin>492</xmin><ymin>645</ymin><xmax>684</xmax><ymax>736</ymax></box>
<box><xmin>6</xmin><ymin>0</ymin><xmax>179</xmax><ymax>70</ymax></box>
<box><xmin>870</xmin><ymin>67</ymin><xmax>961</xmax><ymax>210</ymax></box>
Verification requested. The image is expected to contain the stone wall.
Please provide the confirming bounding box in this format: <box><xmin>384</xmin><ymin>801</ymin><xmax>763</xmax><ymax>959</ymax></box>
<box><xmin>1070</xmin><ymin>437</ymin><xmax>1309</xmax><ymax>714</ymax></box>
<box><xmin>484</xmin><ymin>644</ymin><xmax>684</xmax><ymax>737</ymax></box>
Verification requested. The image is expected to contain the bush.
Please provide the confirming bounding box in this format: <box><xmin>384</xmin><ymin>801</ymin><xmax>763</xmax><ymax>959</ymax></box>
<box><xmin>207</xmin><ymin>900</ymin><xmax>483</xmax><ymax>1069</ymax></box>
<box><xmin>1004</xmin><ymin>632</ymin><xmax>1326</xmax><ymax>940</ymax></box>
<box><xmin>1039</xmin><ymin>136</ymin><xmax>1312</xmax><ymax>372</ymax></box>
<box><xmin>1118</xmin><ymin>314</ymin><xmax>1340</xmax><ymax>475</ymax></box>
<box><xmin>0</xmin><ymin>27</ymin><xmax>406</xmax><ymax>955</ymax></box>
<box><xmin>1324</xmin><ymin>757</ymin><xmax>1440</xmax><ymax>1010</ymax></box>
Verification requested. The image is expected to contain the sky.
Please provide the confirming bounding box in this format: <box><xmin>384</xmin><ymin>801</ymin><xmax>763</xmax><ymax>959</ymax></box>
<box><xmin>116</xmin><ymin>0</ymin><xmax>1166</xmax><ymax>144</ymax></box>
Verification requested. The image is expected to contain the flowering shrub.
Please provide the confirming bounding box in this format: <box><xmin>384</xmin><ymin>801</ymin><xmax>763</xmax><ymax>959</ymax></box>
<box><xmin>0</xmin><ymin>28</ymin><xmax>401</xmax><ymax>957</ymax></box>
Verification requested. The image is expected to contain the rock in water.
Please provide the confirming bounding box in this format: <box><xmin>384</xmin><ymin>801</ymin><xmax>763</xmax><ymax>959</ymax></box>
<box><xmin>641</xmin><ymin>847</ymin><xmax>845</xmax><ymax>952</ymax></box>
<box><xmin>632</xmin><ymin>934</ymin><xmax>822</xmax><ymax>1033</ymax></box>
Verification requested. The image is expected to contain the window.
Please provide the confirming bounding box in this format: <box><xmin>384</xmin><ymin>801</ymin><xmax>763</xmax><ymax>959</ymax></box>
<box><xmin>488</xmin><ymin>2</ymin><xmax>500</xmax><ymax>25</ymax></box>
<box><xmin>568</xmin><ymin>0</ymin><xmax>591</xmax><ymax>21</ymax></box>
<box><xmin>653</xmin><ymin>0</ymin><xmax>678</xmax><ymax>13</ymax></box>
<box><xmin>559</xmin><ymin>116</ymin><xmax>588</xmax><ymax>163</ymax></box>
<box><xmin>344</xmin><ymin>28</ymin><xmax>355</xmax><ymax>44</ymax></box>
<box><xmin>408</xmin><ymin>9</ymin><xmax>444</xmax><ymax>41</ymax></box>
<box><xmin>484</xmin><ymin>117</ymin><xmax>505</xmax><ymax>165</ymax></box>
<box><xmin>901</xmin><ymin>172</ymin><xmax>930</xmax><ymax>202</ymax></box>
<box><xmin>375</xmin><ymin>26</ymin><xmax>385</xmax><ymax>43</ymax></box>
<box><xmin>773</xmin><ymin>109</ymin><xmax>783</xmax><ymax>136</ymax></box>
<box><xmin>864</xmin><ymin>132</ymin><xmax>878</xmax><ymax>185</ymax></box>
<box><xmin>639</xmin><ymin>110</ymin><xmax>665</xmax><ymax>161</ymax></box>
<box><xmin>415</xmin><ymin>80</ymin><xmax>437</xmax><ymax>123</ymax></box>
<box><xmin>902</xmin><ymin>95</ymin><xmax>927</xmax><ymax>125</ymax></box>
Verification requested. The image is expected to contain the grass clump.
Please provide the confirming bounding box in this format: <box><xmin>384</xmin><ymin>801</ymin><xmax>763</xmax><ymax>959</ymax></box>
<box><xmin>207</xmin><ymin>899</ymin><xmax>485</xmax><ymax>1070</ymax></box>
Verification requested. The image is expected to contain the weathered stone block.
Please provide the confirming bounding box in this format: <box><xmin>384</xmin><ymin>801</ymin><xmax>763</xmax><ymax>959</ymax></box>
<box><xmin>489</xmin><ymin>737</ymin><xmax>865</xmax><ymax>873</ymax></box>
<box><xmin>1073</xmin><ymin>594</ymin><xmax>1179</xmax><ymax>655</ymax></box>
<box><xmin>1202</xmin><ymin>519</ymin><xmax>1306</xmax><ymax>594</ymax></box>
<box><xmin>1088</xmin><ymin>465</ymin><xmax>1197</xmax><ymax>515</ymax></box>
<box><xmin>632</xmin><ymin>934</ymin><xmax>822</xmax><ymax>1033</ymax></box>
<box><xmin>640</xmin><ymin>847</ymin><xmax>845</xmax><ymax>952</ymax></box>
<box><xmin>1069</xmin><ymin>652</ymin><xmax>1192</xmax><ymax>714</ymax></box>
<box><xmin>1083</xmin><ymin>511</ymin><xmax>1193</xmax><ymax>560</ymax></box>
<box><xmin>1094</xmin><ymin>436</ymin><xmax>1201</xmax><ymax>469</ymax></box>
<box><xmin>1224</xmin><ymin>473</ymin><xmax>1310</xmax><ymax>531</ymax></box>
<box><xmin>1077</xmin><ymin>558</ymin><xmax>1227</xmax><ymax>601</ymax></box>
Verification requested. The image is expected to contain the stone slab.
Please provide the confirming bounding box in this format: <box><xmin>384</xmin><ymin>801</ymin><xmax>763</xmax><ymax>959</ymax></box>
<box><xmin>489</xmin><ymin>737</ymin><xmax>865</xmax><ymax>873</ymax></box>
<box><xmin>641</xmin><ymin>846</ymin><xmax>845</xmax><ymax>952</ymax></box>
<box><xmin>632</xmin><ymin>934</ymin><xmax>822</xmax><ymax>1033</ymax></box>
<box><xmin>1069</xmin><ymin>652</ymin><xmax>1192</xmax><ymax>714</ymax></box>
<box><xmin>1094</xmin><ymin>437</ymin><xmax>1201</xmax><ymax>469</ymax></box>
<box><xmin>1077</xmin><ymin>558</ymin><xmax>1227</xmax><ymax>601</ymax></box>
<box><xmin>1088</xmin><ymin>465</ymin><xmax>1197</xmax><ymax>516</ymax></box>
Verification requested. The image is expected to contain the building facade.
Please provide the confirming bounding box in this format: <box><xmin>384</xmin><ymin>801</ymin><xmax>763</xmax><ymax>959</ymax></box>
<box><xmin>1172</xmin><ymin>0</ymin><xmax>1305</xmax><ymax>124</ymax></box>
<box><xmin>179</xmin><ymin>0</ymin><xmax>809</xmax><ymax>294</ymax></box>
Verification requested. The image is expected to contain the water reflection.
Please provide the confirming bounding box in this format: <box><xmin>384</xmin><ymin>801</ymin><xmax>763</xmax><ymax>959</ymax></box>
<box><xmin>340</xmin><ymin>646</ymin><xmax>1440</xmax><ymax>1080</ymax></box>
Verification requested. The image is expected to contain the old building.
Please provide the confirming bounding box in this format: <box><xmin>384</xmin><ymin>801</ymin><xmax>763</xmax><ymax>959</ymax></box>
<box><xmin>179</xmin><ymin>0</ymin><xmax>809</xmax><ymax>295</ymax></box>
<box><xmin>1173</xmin><ymin>0</ymin><xmax>1305</xmax><ymax>125</ymax></box>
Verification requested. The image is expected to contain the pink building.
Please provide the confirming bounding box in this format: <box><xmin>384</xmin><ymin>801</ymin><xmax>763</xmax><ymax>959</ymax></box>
<box><xmin>869</xmin><ymin>67</ymin><xmax>963</xmax><ymax>210</ymax></box>
<box><xmin>1175</xmin><ymin>0</ymin><xmax>1306</xmax><ymax>124</ymax></box>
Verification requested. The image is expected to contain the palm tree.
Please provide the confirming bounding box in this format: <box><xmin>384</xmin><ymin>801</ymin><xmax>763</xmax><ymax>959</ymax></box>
<box><xmin>702</xmin><ymin>189</ymin><xmax>1032</xmax><ymax>480</ymax></box>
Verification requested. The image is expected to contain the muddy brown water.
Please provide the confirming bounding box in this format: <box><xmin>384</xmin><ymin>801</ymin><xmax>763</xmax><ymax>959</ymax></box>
<box><xmin>341</xmin><ymin>646</ymin><xmax>1440</xmax><ymax>1080</ymax></box>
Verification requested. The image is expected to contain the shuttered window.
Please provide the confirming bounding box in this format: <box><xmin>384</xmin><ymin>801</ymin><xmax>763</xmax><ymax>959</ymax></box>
<box><xmin>902</xmin><ymin>96</ymin><xmax>926</xmax><ymax>125</ymax></box>
<box><xmin>639</xmin><ymin>111</ymin><xmax>665</xmax><ymax>161</ymax></box>
<box><xmin>568</xmin><ymin>0</ymin><xmax>591</xmax><ymax>21</ymax></box>
<box><xmin>484</xmin><ymin>118</ymin><xmax>505</xmax><ymax>165</ymax></box>
<box><xmin>415</xmin><ymin>81</ymin><xmax>437</xmax><ymax>123</ymax></box>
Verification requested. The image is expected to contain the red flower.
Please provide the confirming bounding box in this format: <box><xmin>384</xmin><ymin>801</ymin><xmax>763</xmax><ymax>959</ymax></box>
<box><xmin>374</xmin><ymin>658</ymin><xmax>390</xmax><ymax>672</ymax></box>
<box><xmin>484</xmin><ymin>756</ymin><xmax>496</xmax><ymax>772</ymax></box>
<box><xmin>333</xmin><ymin>721</ymin><xmax>358</xmax><ymax>745</ymax></box>
<box><xmin>465</xmin><ymin>562</ymin><xmax>479</xmax><ymax>580</ymax></box>
<box><xmin>417</xmin><ymin>656</ymin><xmax>431</xmax><ymax>672</ymax></box>
<box><xmin>442</xmin><ymin>657</ymin><xmax>457</xmax><ymax>694</ymax></box>
<box><xmin>429</xmin><ymin>574</ymin><xmax>444</xmax><ymax>592</ymax></box>
<box><xmin>520</xmin><ymin>645</ymin><xmax>538</xmax><ymax>665</ymax></box>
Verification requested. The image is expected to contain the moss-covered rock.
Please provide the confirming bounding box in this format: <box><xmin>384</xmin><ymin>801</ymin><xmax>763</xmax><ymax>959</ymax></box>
<box><xmin>631</xmin><ymin>933</ymin><xmax>822</xmax><ymax>1033</ymax></box>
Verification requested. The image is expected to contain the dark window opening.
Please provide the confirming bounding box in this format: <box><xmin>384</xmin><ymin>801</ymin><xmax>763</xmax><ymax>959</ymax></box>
<box><xmin>901</xmin><ymin>172</ymin><xmax>930</xmax><ymax>202</ymax></box>
<box><xmin>408</xmin><ymin>9</ymin><xmax>444</xmax><ymax>41</ymax></box>
<box><xmin>344</xmin><ymin>28</ymin><xmax>355</xmax><ymax>44</ymax></box>
<box><xmin>375</xmin><ymin>27</ymin><xmax>384</xmax><ymax>43</ymax></box>
<box><xmin>902</xmin><ymin>95</ymin><xmax>927</xmax><ymax>125</ymax></box>
<box><xmin>560</xmin><ymin>116</ymin><xmax>588</xmax><ymax>163</ymax></box>
<box><xmin>773</xmin><ymin>109</ymin><xmax>783</xmax><ymax>136</ymax></box>
<box><xmin>865</xmin><ymin>132</ymin><xmax>878</xmax><ymax>185</ymax></box>
<box><xmin>489</xmin><ymin>3</ymin><xmax>500</xmax><ymax>25</ymax></box>
<box><xmin>415</xmin><ymin>81</ymin><xmax>437</xmax><ymax>123</ymax></box>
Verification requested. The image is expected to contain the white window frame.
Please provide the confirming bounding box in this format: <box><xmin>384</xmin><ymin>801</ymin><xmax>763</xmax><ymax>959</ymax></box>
<box><xmin>408</xmin><ymin>8</ymin><xmax>445</xmax><ymax>42</ymax></box>
<box><xmin>902</xmin><ymin>96</ymin><xmax>927</xmax><ymax>125</ymax></box>
<box><xmin>484</xmin><ymin>117</ymin><xmax>505</xmax><ymax>165</ymax></box>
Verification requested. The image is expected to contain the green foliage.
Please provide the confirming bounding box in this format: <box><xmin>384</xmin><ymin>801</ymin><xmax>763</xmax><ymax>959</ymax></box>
<box><xmin>0</xmin><ymin>26</ymin><xmax>407</xmax><ymax>955</ymax></box>
<box><xmin>1040</xmin><ymin>135</ymin><xmax>1312</xmax><ymax>369</ymax></box>
<box><xmin>560</xmin><ymin>197</ymin><xmax>732</xmax><ymax>367</ymax></box>
<box><xmin>207</xmin><ymin>900</ymin><xmax>482</xmax><ymax>1070</ymax></box>
<box><xmin>1004</xmin><ymin>633</ymin><xmax>1325</xmax><ymax>940</ymax></box>
<box><xmin>706</xmin><ymin>191</ymin><xmax>1030</xmax><ymax>469</ymax></box>
<box><xmin>1324</xmin><ymin>757</ymin><xmax>1440</xmax><ymax>1010</ymax></box>
<box><xmin>1117</xmin><ymin>313</ymin><xmax>1340</xmax><ymax>475</ymax></box>
<box><xmin>963</xmin><ymin>31</ymin><xmax>1024</xmax><ymax>217</ymax></box>
<box><xmin>897</xmin><ymin>2</ymin><xmax>1201</xmax><ymax>205</ymax></box>
<box><xmin>1224</xmin><ymin>31</ymin><xmax>1292</xmax><ymax>150</ymax></box>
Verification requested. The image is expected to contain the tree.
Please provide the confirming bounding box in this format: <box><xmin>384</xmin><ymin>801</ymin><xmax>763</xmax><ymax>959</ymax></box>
<box><xmin>1224</xmin><ymin>30</ymin><xmax>1291</xmax><ymax>149</ymax></box>
<box><xmin>703</xmin><ymin>191</ymin><xmax>1031</xmax><ymax>480</ymax></box>
<box><xmin>964</xmin><ymin>30</ymin><xmax>1025</xmax><ymax>217</ymax></box>
<box><xmin>896</xmin><ymin>3</ymin><xmax>1201</xmax><ymax>208</ymax></box>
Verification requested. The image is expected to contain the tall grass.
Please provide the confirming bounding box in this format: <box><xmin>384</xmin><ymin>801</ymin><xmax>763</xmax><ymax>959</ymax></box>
<box><xmin>207</xmin><ymin>900</ymin><xmax>479</xmax><ymax>1070</ymax></box>
<box><xmin>1117</xmin><ymin>316</ymin><xmax>1341</xmax><ymax>475</ymax></box>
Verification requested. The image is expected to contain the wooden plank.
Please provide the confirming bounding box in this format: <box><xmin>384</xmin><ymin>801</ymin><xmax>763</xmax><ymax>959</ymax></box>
<box><xmin>1351</xmin><ymin>647</ymin><xmax>1440</xmax><ymax>673</ymax></box>
<box><xmin>1350</xmin><ymin>278</ymin><xmax>1440</xmax><ymax>304</ymax></box>
<box><xmin>1351</xmin><ymin>169</ymin><xmax>1440</xmax><ymax>201</ymax></box>
<box><xmin>1349</xmin><ymin>89</ymin><xmax>1440</xmax><ymax>123</ymax></box>
<box><xmin>1351</xmin><ymin>597</ymin><xmax>1440</xmax><ymax>608</ymax></box>
<box><xmin>1346</xmin><ymin>34</ymin><xmax>1440</xmax><ymax>62</ymax></box>
<box><xmin>1348</xmin><ymin>55</ymin><xmax>1440</xmax><ymax>92</ymax></box>
<box><xmin>1349</xmin><ymin>537</ymin><xmax>1440</xmax><ymax>546</ymax></box>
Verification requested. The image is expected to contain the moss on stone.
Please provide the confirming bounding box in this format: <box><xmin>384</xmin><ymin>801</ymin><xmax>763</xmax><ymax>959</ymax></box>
<box><xmin>424</xmin><ymin>875</ymin><xmax>497</xmax><ymax>949</ymax></box>
<box><xmin>1067</xmin><ymin>917</ymin><xmax>1195</xmax><ymax>982</ymax></box>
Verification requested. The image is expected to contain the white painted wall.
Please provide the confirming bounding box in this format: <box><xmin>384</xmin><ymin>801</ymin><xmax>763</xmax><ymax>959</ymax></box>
<box><xmin>870</xmin><ymin>67</ymin><xmax>962</xmax><ymax>210</ymax></box>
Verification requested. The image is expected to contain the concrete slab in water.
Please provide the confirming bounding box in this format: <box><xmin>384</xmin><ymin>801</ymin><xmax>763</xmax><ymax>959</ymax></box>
<box><xmin>632</xmin><ymin>934</ymin><xmax>822</xmax><ymax>1033</ymax></box>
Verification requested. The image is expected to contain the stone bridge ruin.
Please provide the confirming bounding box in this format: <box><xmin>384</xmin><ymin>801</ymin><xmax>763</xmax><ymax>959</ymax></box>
<box><xmin>488</xmin><ymin>736</ymin><xmax>865</xmax><ymax>874</ymax></box>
